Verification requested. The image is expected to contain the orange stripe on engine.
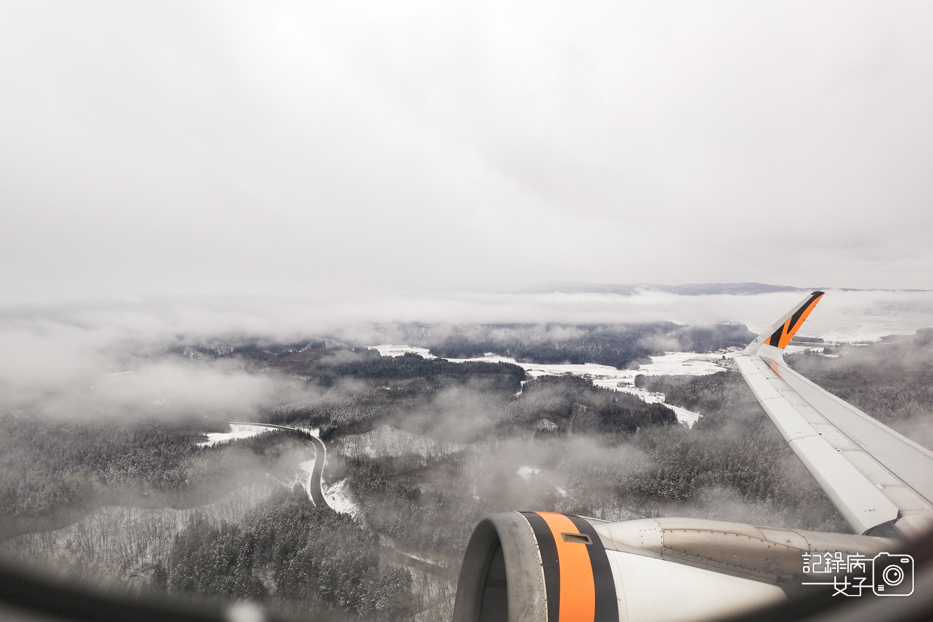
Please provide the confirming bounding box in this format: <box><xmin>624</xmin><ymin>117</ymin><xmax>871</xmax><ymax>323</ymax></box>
<box><xmin>778</xmin><ymin>294</ymin><xmax>823</xmax><ymax>348</ymax></box>
<box><xmin>535</xmin><ymin>512</ymin><xmax>595</xmax><ymax>622</ymax></box>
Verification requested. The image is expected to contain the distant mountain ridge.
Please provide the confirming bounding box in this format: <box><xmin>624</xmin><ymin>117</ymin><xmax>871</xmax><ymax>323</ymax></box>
<box><xmin>516</xmin><ymin>282</ymin><xmax>808</xmax><ymax>296</ymax></box>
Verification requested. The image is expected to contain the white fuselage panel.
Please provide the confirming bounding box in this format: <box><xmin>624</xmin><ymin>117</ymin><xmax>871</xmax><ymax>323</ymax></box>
<box><xmin>606</xmin><ymin>550</ymin><xmax>786</xmax><ymax>622</ymax></box>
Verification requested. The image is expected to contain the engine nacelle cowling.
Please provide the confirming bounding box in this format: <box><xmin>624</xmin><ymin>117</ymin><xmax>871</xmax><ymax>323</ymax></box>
<box><xmin>452</xmin><ymin>512</ymin><xmax>893</xmax><ymax>622</ymax></box>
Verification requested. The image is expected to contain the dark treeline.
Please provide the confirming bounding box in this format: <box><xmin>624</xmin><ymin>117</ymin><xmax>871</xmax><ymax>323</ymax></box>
<box><xmin>641</xmin><ymin>370</ymin><xmax>755</xmax><ymax>423</ymax></box>
<box><xmin>637</xmin><ymin>371</ymin><xmax>844</xmax><ymax>525</ymax></box>
<box><xmin>173</xmin><ymin>322</ymin><xmax>753</xmax><ymax>372</ymax></box>
<box><xmin>336</xmin><ymin>370</ymin><xmax>849</xmax><ymax>570</ymax></box>
<box><xmin>784</xmin><ymin>332</ymin><xmax>933</xmax><ymax>429</ymax></box>
<box><xmin>345</xmin><ymin>451</ymin><xmax>487</xmax><ymax>559</ymax></box>
<box><xmin>265</xmin><ymin>360</ymin><xmax>521</xmax><ymax>443</ymax></box>
<box><xmin>511</xmin><ymin>375</ymin><xmax>677</xmax><ymax>436</ymax></box>
<box><xmin>318</xmin><ymin>352</ymin><xmax>526</xmax><ymax>394</ymax></box>
<box><xmin>0</xmin><ymin>416</ymin><xmax>311</xmax><ymax>540</ymax></box>
<box><xmin>0</xmin><ymin>416</ymin><xmax>206</xmax><ymax>538</ymax></box>
<box><xmin>0</xmin><ymin>366</ymin><xmax>676</xmax><ymax>543</ymax></box>
<box><xmin>424</xmin><ymin>323</ymin><xmax>753</xmax><ymax>369</ymax></box>
<box><xmin>164</xmin><ymin>488</ymin><xmax>412</xmax><ymax>620</ymax></box>
<box><xmin>635</xmin><ymin>333</ymin><xmax>933</xmax><ymax>527</ymax></box>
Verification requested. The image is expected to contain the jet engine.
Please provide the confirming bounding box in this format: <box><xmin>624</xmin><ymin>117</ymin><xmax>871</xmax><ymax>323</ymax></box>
<box><xmin>452</xmin><ymin>512</ymin><xmax>892</xmax><ymax>622</ymax></box>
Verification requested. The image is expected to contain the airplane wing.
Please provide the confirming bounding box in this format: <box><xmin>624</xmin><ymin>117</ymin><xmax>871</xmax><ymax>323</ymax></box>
<box><xmin>452</xmin><ymin>293</ymin><xmax>933</xmax><ymax>622</ymax></box>
<box><xmin>736</xmin><ymin>292</ymin><xmax>933</xmax><ymax>538</ymax></box>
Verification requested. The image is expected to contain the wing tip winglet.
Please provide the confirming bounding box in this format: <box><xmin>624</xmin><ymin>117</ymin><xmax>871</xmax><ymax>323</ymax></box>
<box><xmin>745</xmin><ymin>291</ymin><xmax>825</xmax><ymax>354</ymax></box>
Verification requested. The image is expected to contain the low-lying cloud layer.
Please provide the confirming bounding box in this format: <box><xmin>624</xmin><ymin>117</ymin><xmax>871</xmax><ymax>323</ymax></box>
<box><xmin>1</xmin><ymin>290</ymin><xmax>930</xmax><ymax>421</ymax></box>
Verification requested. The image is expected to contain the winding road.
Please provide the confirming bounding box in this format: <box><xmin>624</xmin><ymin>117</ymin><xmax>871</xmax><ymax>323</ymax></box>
<box><xmin>229</xmin><ymin>422</ymin><xmax>328</xmax><ymax>507</ymax></box>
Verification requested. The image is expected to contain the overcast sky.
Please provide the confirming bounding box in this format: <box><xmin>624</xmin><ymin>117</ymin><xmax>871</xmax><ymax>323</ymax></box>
<box><xmin>2</xmin><ymin>1</ymin><xmax>932</xmax><ymax>304</ymax></box>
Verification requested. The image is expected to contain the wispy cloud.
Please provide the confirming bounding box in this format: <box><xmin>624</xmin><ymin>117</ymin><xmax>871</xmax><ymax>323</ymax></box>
<box><xmin>1</xmin><ymin>289</ymin><xmax>929</xmax><ymax>420</ymax></box>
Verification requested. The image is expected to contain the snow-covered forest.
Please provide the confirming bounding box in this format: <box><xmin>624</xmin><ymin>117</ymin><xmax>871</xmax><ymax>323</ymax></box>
<box><xmin>2</xmin><ymin>323</ymin><xmax>932</xmax><ymax>620</ymax></box>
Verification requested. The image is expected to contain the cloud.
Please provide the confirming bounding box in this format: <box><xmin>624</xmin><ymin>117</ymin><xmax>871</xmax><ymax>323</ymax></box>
<box><xmin>2</xmin><ymin>2</ymin><xmax>933</xmax><ymax>302</ymax></box>
<box><xmin>0</xmin><ymin>289</ymin><xmax>929</xmax><ymax>422</ymax></box>
<box><xmin>394</xmin><ymin>385</ymin><xmax>509</xmax><ymax>443</ymax></box>
<box><xmin>0</xmin><ymin>312</ymin><xmax>324</xmax><ymax>421</ymax></box>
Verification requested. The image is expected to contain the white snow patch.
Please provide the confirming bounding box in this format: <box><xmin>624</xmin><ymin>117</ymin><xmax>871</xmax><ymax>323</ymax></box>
<box><xmin>323</xmin><ymin>478</ymin><xmax>360</xmax><ymax>517</ymax></box>
<box><xmin>365</xmin><ymin>345</ymin><xmax>743</xmax><ymax>428</ymax></box>
<box><xmin>820</xmin><ymin>326</ymin><xmax>917</xmax><ymax>344</ymax></box>
<box><xmin>637</xmin><ymin>351</ymin><xmax>735</xmax><ymax>376</ymax></box>
<box><xmin>226</xmin><ymin>603</ymin><xmax>265</xmax><ymax>622</ymax></box>
<box><xmin>516</xmin><ymin>465</ymin><xmax>567</xmax><ymax>496</ymax></box>
<box><xmin>405</xmin><ymin>552</ymin><xmax>441</xmax><ymax>566</ymax></box>
<box><xmin>373</xmin><ymin>344</ymin><xmax>436</xmax><ymax>358</ymax></box>
<box><xmin>442</xmin><ymin>351</ymin><xmax>736</xmax><ymax>428</ymax></box>
<box><xmin>517</xmin><ymin>465</ymin><xmax>541</xmax><ymax>479</ymax></box>
<box><xmin>379</xmin><ymin>534</ymin><xmax>449</xmax><ymax>569</ymax></box>
<box><xmin>291</xmin><ymin>460</ymin><xmax>359</xmax><ymax>517</ymax></box>
<box><xmin>660</xmin><ymin>403</ymin><xmax>701</xmax><ymax>427</ymax></box>
<box><xmin>197</xmin><ymin>424</ymin><xmax>274</xmax><ymax>447</ymax></box>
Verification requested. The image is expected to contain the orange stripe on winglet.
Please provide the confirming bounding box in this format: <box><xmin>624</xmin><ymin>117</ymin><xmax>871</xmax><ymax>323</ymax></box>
<box><xmin>778</xmin><ymin>294</ymin><xmax>823</xmax><ymax>349</ymax></box>
<box><xmin>535</xmin><ymin>512</ymin><xmax>595</xmax><ymax>622</ymax></box>
<box><xmin>775</xmin><ymin>318</ymin><xmax>792</xmax><ymax>348</ymax></box>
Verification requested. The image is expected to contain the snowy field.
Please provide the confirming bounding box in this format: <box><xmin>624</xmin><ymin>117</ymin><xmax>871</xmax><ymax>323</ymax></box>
<box><xmin>374</xmin><ymin>345</ymin><xmax>735</xmax><ymax>427</ymax></box>
<box><xmin>373</xmin><ymin>344</ymin><xmax>436</xmax><ymax>358</ymax></box>
<box><xmin>196</xmin><ymin>426</ymin><xmax>361</xmax><ymax>515</ymax></box>
<box><xmin>451</xmin><ymin>351</ymin><xmax>740</xmax><ymax>427</ymax></box>
<box><xmin>237</xmin><ymin>453</ymin><xmax>358</xmax><ymax>519</ymax></box>
<box><xmin>197</xmin><ymin>423</ymin><xmax>274</xmax><ymax>447</ymax></box>
<box><xmin>322</xmin><ymin>479</ymin><xmax>360</xmax><ymax>517</ymax></box>
<box><xmin>293</xmin><ymin>458</ymin><xmax>359</xmax><ymax>517</ymax></box>
<box><xmin>198</xmin><ymin>424</ymin><xmax>321</xmax><ymax>448</ymax></box>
